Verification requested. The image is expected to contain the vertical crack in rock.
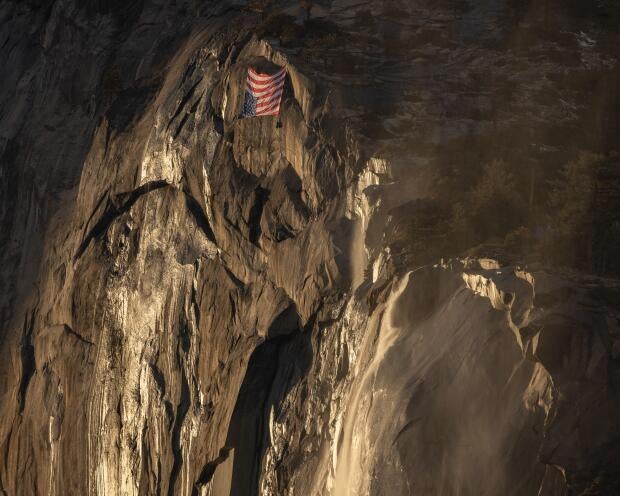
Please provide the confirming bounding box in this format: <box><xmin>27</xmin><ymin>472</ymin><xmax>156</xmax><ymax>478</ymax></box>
<box><xmin>167</xmin><ymin>78</ymin><xmax>203</xmax><ymax>132</ymax></box>
<box><xmin>248</xmin><ymin>186</ymin><xmax>270</xmax><ymax>246</ymax></box>
<box><xmin>226</xmin><ymin>337</ymin><xmax>284</xmax><ymax>496</ymax></box>
<box><xmin>168</xmin><ymin>357</ymin><xmax>191</xmax><ymax>496</ymax></box>
<box><xmin>226</xmin><ymin>305</ymin><xmax>306</xmax><ymax>496</ymax></box>
<box><xmin>184</xmin><ymin>195</ymin><xmax>217</xmax><ymax>246</ymax></box>
<box><xmin>148</xmin><ymin>363</ymin><xmax>166</xmax><ymax>399</ymax></box>
<box><xmin>173</xmin><ymin>94</ymin><xmax>202</xmax><ymax>140</ymax></box>
<box><xmin>18</xmin><ymin>310</ymin><xmax>36</xmax><ymax>413</ymax></box>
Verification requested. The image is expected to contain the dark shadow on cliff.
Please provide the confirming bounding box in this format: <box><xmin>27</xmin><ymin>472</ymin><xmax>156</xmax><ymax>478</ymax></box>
<box><xmin>225</xmin><ymin>307</ymin><xmax>312</xmax><ymax>496</ymax></box>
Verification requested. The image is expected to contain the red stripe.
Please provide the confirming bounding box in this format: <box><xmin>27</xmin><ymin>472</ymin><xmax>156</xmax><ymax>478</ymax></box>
<box><xmin>256</xmin><ymin>87</ymin><xmax>283</xmax><ymax>105</ymax></box>
<box><xmin>247</xmin><ymin>70</ymin><xmax>284</xmax><ymax>84</ymax></box>
<box><xmin>246</xmin><ymin>76</ymin><xmax>285</xmax><ymax>97</ymax></box>
<box><xmin>248</xmin><ymin>67</ymin><xmax>286</xmax><ymax>83</ymax></box>
<box><xmin>257</xmin><ymin>101</ymin><xmax>280</xmax><ymax>114</ymax></box>
<box><xmin>246</xmin><ymin>69</ymin><xmax>286</xmax><ymax>89</ymax></box>
<box><xmin>256</xmin><ymin>95</ymin><xmax>282</xmax><ymax>114</ymax></box>
<box><xmin>256</xmin><ymin>106</ymin><xmax>280</xmax><ymax>116</ymax></box>
<box><xmin>256</xmin><ymin>88</ymin><xmax>283</xmax><ymax>106</ymax></box>
<box><xmin>256</xmin><ymin>104</ymin><xmax>281</xmax><ymax>116</ymax></box>
<box><xmin>256</xmin><ymin>90</ymin><xmax>283</xmax><ymax>111</ymax></box>
<box><xmin>247</xmin><ymin>75</ymin><xmax>285</xmax><ymax>94</ymax></box>
<box><xmin>245</xmin><ymin>79</ymin><xmax>284</xmax><ymax>96</ymax></box>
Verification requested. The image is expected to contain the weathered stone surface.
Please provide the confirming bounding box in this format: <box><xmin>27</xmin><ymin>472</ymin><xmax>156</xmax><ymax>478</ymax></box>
<box><xmin>1</xmin><ymin>1</ymin><xmax>620</xmax><ymax>495</ymax></box>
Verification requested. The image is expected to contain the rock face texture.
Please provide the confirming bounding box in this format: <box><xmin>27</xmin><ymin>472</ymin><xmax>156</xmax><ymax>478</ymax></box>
<box><xmin>1</xmin><ymin>1</ymin><xmax>620</xmax><ymax>495</ymax></box>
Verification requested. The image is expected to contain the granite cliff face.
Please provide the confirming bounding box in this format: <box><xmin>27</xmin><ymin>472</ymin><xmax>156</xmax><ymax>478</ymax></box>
<box><xmin>1</xmin><ymin>1</ymin><xmax>620</xmax><ymax>495</ymax></box>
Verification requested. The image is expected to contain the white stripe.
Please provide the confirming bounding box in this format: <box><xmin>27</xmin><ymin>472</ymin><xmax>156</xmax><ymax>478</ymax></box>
<box><xmin>255</xmin><ymin>91</ymin><xmax>284</xmax><ymax>108</ymax></box>
<box><xmin>256</xmin><ymin>105</ymin><xmax>280</xmax><ymax>116</ymax></box>
<box><xmin>247</xmin><ymin>78</ymin><xmax>285</xmax><ymax>95</ymax></box>
<box><xmin>257</xmin><ymin>91</ymin><xmax>283</xmax><ymax>110</ymax></box>
<box><xmin>248</xmin><ymin>68</ymin><xmax>286</xmax><ymax>84</ymax></box>
<box><xmin>247</xmin><ymin>81</ymin><xmax>285</xmax><ymax>98</ymax></box>
<box><xmin>247</xmin><ymin>71</ymin><xmax>286</xmax><ymax>92</ymax></box>
<box><xmin>256</xmin><ymin>96</ymin><xmax>282</xmax><ymax>114</ymax></box>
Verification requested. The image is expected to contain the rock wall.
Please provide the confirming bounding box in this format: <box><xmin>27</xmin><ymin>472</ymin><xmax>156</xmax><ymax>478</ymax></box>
<box><xmin>1</xmin><ymin>1</ymin><xmax>620</xmax><ymax>495</ymax></box>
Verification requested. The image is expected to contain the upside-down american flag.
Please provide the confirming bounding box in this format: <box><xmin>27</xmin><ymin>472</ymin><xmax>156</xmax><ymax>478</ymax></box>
<box><xmin>240</xmin><ymin>67</ymin><xmax>287</xmax><ymax>118</ymax></box>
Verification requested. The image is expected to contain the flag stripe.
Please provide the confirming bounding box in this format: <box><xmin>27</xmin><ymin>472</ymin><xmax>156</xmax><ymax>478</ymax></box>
<box><xmin>257</xmin><ymin>107</ymin><xmax>280</xmax><ymax>117</ymax></box>
<box><xmin>256</xmin><ymin>98</ymin><xmax>281</xmax><ymax>114</ymax></box>
<box><xmin>248</xmin><ymin>67</ymin><xmax>286</xmax><ymax>83</ymax></box>
<box><xmin>246</xmin><ymin>82</ymin><xmax>284</xmax><ymax>98</ymax></box>
<box><xmin>258</xmin><ymin>106</ymin><xmax>280</xmax><ymax>116</ymax></box>
<box><xmin>256</xmin><ymin>98</ymin><xmax>280</xmax><ymax>112</ymax></box>
<box><xmin>255</xmin><ymin>89</ymin><xmax>284</xmax><ymax>107</ymax></box>
<box><xmin>245</xmin><ymin>78</ymin><xmax>284</xmax><ymax>96</ymax></box>
<box><xmin>247</xmin><ymin>69</ymin><xmax>286</xmax><ymax>86</ymax></box>
<box><xmin>256</xmin><ymin>98</ymin><xmax>282</xmax><ymax>115</ymax></box>
<box><xmin>246</xmin><ymin>75</ymin><xmax>286</xmax><ymax>96</ymax></box>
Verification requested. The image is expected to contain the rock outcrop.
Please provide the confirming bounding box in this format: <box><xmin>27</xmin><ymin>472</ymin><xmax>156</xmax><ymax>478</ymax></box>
<box><xmin>1</xmin><ymin>1</ymin><xmax>619</xmax><ymax>495</ymax></box>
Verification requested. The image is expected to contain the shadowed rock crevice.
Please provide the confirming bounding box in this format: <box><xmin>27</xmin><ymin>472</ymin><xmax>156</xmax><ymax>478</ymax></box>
<box><xmin>168</xmin><ymin>363</ymin><xmax>191</xmax><ymax>496</ymax></box>
<box><xmin>0</xmin><ymin>139</ymin><xmax>20</xmax><ymax>248</ymax></box>
<box><xmin>17</xmin><ymin>311</ymin><xmax>36</xmax><ymax>413</ymax></box>
<box><xmin>194</xmin><ymin>446</ymin><xmax>233</xmax><ymax>490</ymax></box>
<box><xmin>226</xmin><ymin>338</ymin><xmax>284</xmax><ymax>496</ymax></box>
<box><xmin>53</xmin><ymin>323</ymin><xmax>94</xmax><ymax>346</ymax></box>
<box><xmin>76</xmin><ymin>180</ymin><xmax>218</xmax><ymax>261</ymax></box>
<box><xmin>75</xmin><ymin>180</ymin><xmax>169</xmax><ymax>260</ymax></box>
<box><xmin>174</xmin><ymin>90</ymin><xmax>206</xmax><ymax>139</ymax></box>
<box><xmin>248</xmin><ymin>186</ymin><xmax>270</xmax><ymax>246</ymax></box>
<box><xmin>184</xmin><ymin>193</ymin><xmax>218</xmax><ymax>245</ymax></box>
<box><xmin>226</xmin><ymin>304</ymin><xmax>307</xmax><ymax>496</ymax></box>
<box><xmin>167</xmin><ymin>78</ymin><xmax>204</xmax><ymax>132</ymax></box>
<box><xmin>149</xmin><ymin>363</ymin><xmax>166</xmax><ymax>398</ymax></box>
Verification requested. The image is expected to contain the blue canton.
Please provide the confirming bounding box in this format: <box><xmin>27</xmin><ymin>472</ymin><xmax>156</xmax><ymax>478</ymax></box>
<box><xmin>241</xmin><ymin>90</ymin><xmax>257</xmax><ymax>117</ymax></box>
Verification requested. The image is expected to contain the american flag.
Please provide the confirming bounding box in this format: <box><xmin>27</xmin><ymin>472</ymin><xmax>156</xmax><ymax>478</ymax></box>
<box><xmin>240</xmin><ymin>67</ymin><xmax>287</xmax><ymax>118</ymax></box>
